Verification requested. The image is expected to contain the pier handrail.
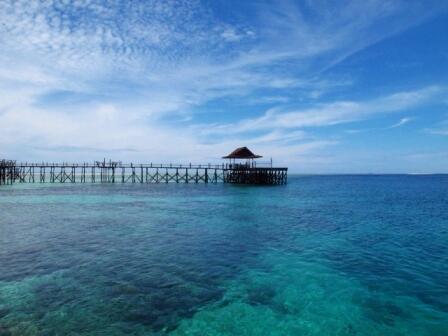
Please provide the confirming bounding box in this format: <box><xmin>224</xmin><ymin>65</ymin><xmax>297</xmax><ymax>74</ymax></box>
<box><xmin>13</xmin><ymin>162</ymin><xmax>227</xmax><ymax>169</ymax></box>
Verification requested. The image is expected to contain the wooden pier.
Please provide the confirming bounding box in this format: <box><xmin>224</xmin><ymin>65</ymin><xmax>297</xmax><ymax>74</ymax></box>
<box><xmin>0</xmin><ymin>160</ymin><xmax>287</xmax><ymax>186</ymax></box>
<box><xmin>1</xmin><ymin>148</ymin><xmax>288</xmax><ymax>186</ymax></box>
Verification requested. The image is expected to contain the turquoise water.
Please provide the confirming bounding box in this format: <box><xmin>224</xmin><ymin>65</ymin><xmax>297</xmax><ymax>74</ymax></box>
<box><xmin>0</xmin><ymin>176</ymin><xmax>447</xmax><ymax>335</ymax></box>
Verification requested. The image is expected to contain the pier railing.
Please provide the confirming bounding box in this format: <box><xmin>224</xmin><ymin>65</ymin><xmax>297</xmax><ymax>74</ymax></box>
<box><xmin>15</xmin><ymin>162</ymin><xmax>229</xmax><ymax>169</ymax></box>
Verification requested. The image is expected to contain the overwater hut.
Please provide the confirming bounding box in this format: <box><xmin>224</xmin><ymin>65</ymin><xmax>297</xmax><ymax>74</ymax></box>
<box><xmin>222</xmin><ymin>146</ymin><xmax>263</xmax><ymax>169</ymax></box>
<box><xmin>222</xmin><ymin>147</ymin><xmax>287</xmax><ymax>184</ymax></box>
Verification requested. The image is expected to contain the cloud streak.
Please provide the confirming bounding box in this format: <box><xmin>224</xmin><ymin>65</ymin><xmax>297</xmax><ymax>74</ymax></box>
<box><xmin>389</xmin><ymin>117</ymin><xmax>413</xmax><ymax>128</ymax></box>
<box><xmin>425</xmin><ymin>120</ymin><xmax>448</xmax><ymax>135</ymax></box>
<box><xmin>201</xmin><ymin>86</ymin><xmax>444</xmax><ymax>134</ymax></box>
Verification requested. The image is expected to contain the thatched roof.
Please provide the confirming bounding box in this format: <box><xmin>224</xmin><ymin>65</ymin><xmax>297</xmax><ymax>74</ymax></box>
<box><xmin>222</xmin><ymin>147</ymin><xmax>262</xmax><ymax>159</ymax></box>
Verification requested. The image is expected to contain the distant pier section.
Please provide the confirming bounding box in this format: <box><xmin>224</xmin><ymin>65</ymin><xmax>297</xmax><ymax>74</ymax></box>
<box><xmin>0</xmin><ymin>148</ymin><xmax>287</xmax><ymax>186</ymax></box>
<box><xmin>0</xmin><ymin>160</ymin><xmax>16</xmax><ymax>185</ymax></box>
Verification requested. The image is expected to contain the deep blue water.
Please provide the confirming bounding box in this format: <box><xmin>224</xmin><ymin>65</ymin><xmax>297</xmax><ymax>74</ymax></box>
<box><xmin>0</xmin><ymin>175</ymin><xmax>447</xmax><ymax>335</ymax></box>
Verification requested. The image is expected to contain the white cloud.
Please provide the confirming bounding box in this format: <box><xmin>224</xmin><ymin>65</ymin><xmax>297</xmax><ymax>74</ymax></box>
<box><xmin>0</xmin><ymin>0</ymin><xmax>438</xmax><ymax>93</ymax></box>
<box><xmin>425</xmin><ymin>120</ymin><xmax>448</xmax><ymax>135</ymax></box>
<box><xmin>389</xmin><ymin>117</ymin><xmax>413</xmax><ymax>128</ymax></box>
<box><xmin>202</xmin><ymin>86</ymin><xmax>443</xmax><ymax>134</ymax></box>
<box><xmin>344</xmin><ymin>129</ymin><xmax>364</xmax><ymax>134</ymax></box>
<box><xmin>220</xmin><ymin>27</ymin><xmax>246</xmax><ymax>42</ymax></box>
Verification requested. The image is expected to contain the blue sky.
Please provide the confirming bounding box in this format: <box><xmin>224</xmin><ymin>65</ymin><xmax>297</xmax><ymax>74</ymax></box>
<box><xmin>0</xmin><ymin>0</ymin><xmax>447</xmax><ymax>173</ymax></box>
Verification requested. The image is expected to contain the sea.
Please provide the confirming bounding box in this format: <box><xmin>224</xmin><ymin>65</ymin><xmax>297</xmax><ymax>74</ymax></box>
<box><xmin>0</xmin><ymin>175</ymin><xmax>447</xmax><ymax>335</ymax></box>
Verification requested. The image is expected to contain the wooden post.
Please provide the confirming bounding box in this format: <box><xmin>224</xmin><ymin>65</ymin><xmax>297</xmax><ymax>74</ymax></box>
<box><xmin>140</xmin><ymin>165</ymin><xmax>143</xmax><ymax>183</ymax></box>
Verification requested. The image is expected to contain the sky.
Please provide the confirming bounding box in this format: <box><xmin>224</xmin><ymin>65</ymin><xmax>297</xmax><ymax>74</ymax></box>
<box><xmin>0</xmin><ymin>0</ymin><xmax>447</xmax><ymax>173</ymax></box>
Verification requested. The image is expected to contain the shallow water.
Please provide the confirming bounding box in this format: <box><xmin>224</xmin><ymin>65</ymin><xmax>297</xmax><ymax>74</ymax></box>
<box><xmin>0</xmin><ymin>175</ymin><xmax>447</xmax><ymax>335</ymax></box>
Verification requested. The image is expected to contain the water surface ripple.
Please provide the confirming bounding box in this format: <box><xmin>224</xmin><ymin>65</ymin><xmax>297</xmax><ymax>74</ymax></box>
<box><xmin>0</xmin><ymin>175</ymin><xmax>447</xmax><ymax>335</ymax></box>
